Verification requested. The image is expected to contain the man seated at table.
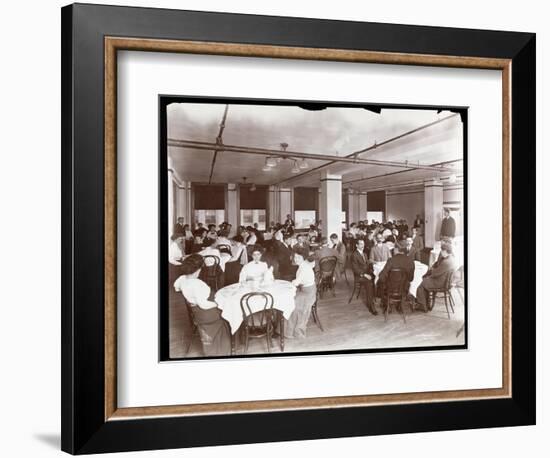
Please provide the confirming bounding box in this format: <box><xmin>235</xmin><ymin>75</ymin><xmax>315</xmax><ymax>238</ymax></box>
<box><xmin>173</xmin><ymin>254</ymin><xmax>231</xmax><ymax>356</ymax></box>
<box><xmin>400</xmin><ymin>236</ymin><xmax>417</xmax><ymax>259</ymax></box>
<box><xmin>378</xmin><ymin>243</ymin><xmax>415</xmax><ymax>310</ymax></box>
<box><xmin>295</xmin><ymin>232</ymin><xmax>310</xmax><ymax>252</ymax></box>
<box><xmin>313</xmin><ymin>237</ymin><xmax>336</xmax><ymax>270</ymax></box>
<box><xmin>350</xmin><ymin>239</ymin><xmax>377</xmax><ymax>315</ymax></box>
<box><xmin>415</xmin><ymin>242</ymin><xmax>457</xmax><ymax>311</ymax></box>
<box><xmin>370</xmin><ymin>234</ymin><xmax>392</xmax><ymax>262</ymax></box>
<box><xmin>329</xmin><ymin>233</ymin><xmax>347</xmax><ymax>281</ymax></box>
<box><xmin>239</xmin><ymin>245</ymin><xmax>272</xmax><ymax>284</ymax></box>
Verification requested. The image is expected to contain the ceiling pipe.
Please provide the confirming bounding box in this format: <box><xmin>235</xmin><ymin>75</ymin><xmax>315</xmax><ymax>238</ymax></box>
<box><xmin>168</xmin><ymin>139</ymin><xmax>457</xmax><ymax>172</ymax></box>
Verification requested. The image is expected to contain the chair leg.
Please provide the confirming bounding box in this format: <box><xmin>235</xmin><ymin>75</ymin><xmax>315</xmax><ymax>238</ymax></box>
<box><xmin>343</xmin><ymin>269</ymin><xmax>350</xmax><ymax>287</ymax></box>
<box><xmin>443</xmin><ymin>293</ymin><xmax>450</xmax><ymax>319</ymax></box>
<box><xmin>348</xmin><ymin>284</ymin><xmax>357</xmax><ymax>303</ymax></box>
<box><xmin>244</xmin><ymin>327</ymin><xmax>249</xmax><ymax>354</ymax></box>
<box><xmin>312</xmin><ymin>303</ymin><xmax>324</xmax><ymax>331</ymax></box>
<box><xmin>279</xmin><ymin>314</ymin><xmax>285</xmax><ymax>352</ymax></box>
<box><xmin>401</xmin><ymin>297</ymin><xmax>407</xmax><ymax>323</ymax></box>
<box><xmin>448</xmin><ymin>290</ymin><xmax>455</xmax><ymax>313</ymax></box>
<box><xmin>384</xmin><ymin>296</ymin><xmax>389</xmax><ymax>322</ymax></box>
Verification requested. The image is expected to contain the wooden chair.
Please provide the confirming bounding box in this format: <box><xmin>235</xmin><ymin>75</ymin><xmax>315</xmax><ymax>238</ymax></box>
<box><xmin>217</xmin><ymin>244</ymin><xmax>232</xmax><ymax>255</ymax></box>
<box><xmin>183</xmin><ymin>298</ymin><xmax>201</xmax><ymax>356</ymax></box>
<box><xmin>383</xmin><ymin>268</ymin><xmax>409</xmax><ymax>323</ymax></box>
<box><xmin>427</xmin><ymin>269</ymin><xmax>456</xmax><ymax>319</ymax></box>
<box><xmin>310</xmin><ymin>295</ymin><xmax>324</xmax><ymax>332</ymax></box>
<box><xmin>317</xmin><ymin>256</ymin><xmax>338</xmax><ymax>298</ymax></box>
<box><xmin>202</xmin><ymin>255</ymin><xmax>221</xmax><ymax>291</ymax></box>
<box><xmin>239</xmin><ymin>292</ymin><xmax>280</xmax><ymax>354</ymax></box>
<box><xmin>348</xmin><ymin>273</ymin><xmax>368</xmax><ymax>303</ymax></box>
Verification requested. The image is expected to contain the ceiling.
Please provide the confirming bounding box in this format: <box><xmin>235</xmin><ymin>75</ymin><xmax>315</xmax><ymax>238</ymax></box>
<box><xmin>167</xmin><ymin>102</ymin><xmax>464</xmax><ymax>191</ymax></box>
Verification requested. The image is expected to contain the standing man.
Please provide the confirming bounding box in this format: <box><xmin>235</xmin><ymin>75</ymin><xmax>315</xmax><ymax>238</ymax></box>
<box><xmin>173</xmin><ymin>217</ymin><xmax>185</xmax><ymax>236</ymax></box>
<box><xmin>440</xmin><ymin>208</ymin><xmax>456</xmax><ymax>239</ymax></box>
<box><xmin>413</xmin><ymin>214</ymin><xmax>423</xmax><ymax>230</ymax></box>
<box><xmin>350</xmin><ymin>239</ymin><xmax>377</xmax><ymax>315</ymax></box>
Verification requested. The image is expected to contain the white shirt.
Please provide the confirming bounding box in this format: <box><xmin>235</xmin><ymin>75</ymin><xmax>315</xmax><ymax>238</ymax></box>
<box><xmin>292</xmin><ymin>261</ymin><xmax>316</xmax><ymax>288</ymax></box>
<box><xmin>173</xmin><ymin>276</ymin><xmax>217</xmax><ymax>310</ymax></box>
<box><xmin>246</xmin><ymin>232</ymin><xmax>257</xmax><ymax>245</ymax></box>
<box><xmin>169</xmin><ymin>240</ymin><xmax>184</xmax><ymax>265</ymax></box>
<box><xmin>239</xmin><ymin>261</ymin><xmax>268</xmax><ymax>283</ymax></box>
<box><xmin>199</xmin><ymin>247</ymin><xmax>230</xmax><ymax>272</ymax></box>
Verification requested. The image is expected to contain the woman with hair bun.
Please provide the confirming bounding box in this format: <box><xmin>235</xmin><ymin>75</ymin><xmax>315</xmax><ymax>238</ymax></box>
<box><xmin>173</xmin><ymin>254</ymin><xmax>231</xmax><ymax>356</ymax></box>
<box><xmin>284</xmin><ymin>246</ymin><xmax>317</xmax><ymax>339</ymax></box>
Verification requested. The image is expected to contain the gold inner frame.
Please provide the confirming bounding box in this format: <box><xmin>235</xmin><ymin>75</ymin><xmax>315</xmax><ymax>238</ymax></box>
<box><xmin>104</xmin><ymin>37</ymin><xmax>512</xmax><ymax>421</ymax></box>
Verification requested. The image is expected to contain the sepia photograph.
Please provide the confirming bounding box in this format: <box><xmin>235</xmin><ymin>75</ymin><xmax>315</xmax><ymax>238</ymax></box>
<box><xmin>161</xmin><ymin>97</ymin><xmax>467</xmax><ymax>360</ymax></box>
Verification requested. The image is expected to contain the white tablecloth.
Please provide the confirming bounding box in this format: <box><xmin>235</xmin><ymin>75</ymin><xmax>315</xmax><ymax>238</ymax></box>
<box><xmin>372</xmin><ymin>260</ymin><xmax>428</xmax><ymax>297</ymax></box>
<box><xmin>215</xmin><ymin>279</ymin><xmax>296</xmax><ymax>334</ymax></box>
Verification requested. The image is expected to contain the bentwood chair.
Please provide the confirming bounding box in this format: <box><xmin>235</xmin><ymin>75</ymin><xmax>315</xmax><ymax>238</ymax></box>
<box><xmin>202</xmin><ymin>255</ymin><xmax>221</xmax><ymax>292</ymax></box>
<box><xmin>182</xmin><ymin>298</ymin><xmax>202</xmax><ymax>356</ymax></box>
<box><xmin>310</xmin><ymin>295</ymin><xmax>324</xmax><ymax>332</ymax></box>
<box><xmin>383</xmin><ymin>268</ymin><xmax>409</xmax><ymax>323</ymax></box>
<box><xmin>317</xmin><ymin>256</ymin><xmax>338</xmax><ymax>298</ymax></box>
<box><xmin>348</xmin><ymin>273</ymin><xmax>368</xmax><ymax>303</ymax></box>
<box><xmin>239</xmin><ymin>292</ymin><xmax>280</xmax><ymax>354</ymax></box>
<box><xmin>427</xmin><ymin>269</ymin><xmax>456</xmax><ymax>319</ymax></box>
<box><xmin>217</xmin><ymin>244</ymin><xmax>232</xmax><ymax>255</ymax></box>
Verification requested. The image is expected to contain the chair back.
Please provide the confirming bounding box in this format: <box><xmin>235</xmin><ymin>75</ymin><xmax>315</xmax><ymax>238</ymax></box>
<box><xmin>319</xmin><ymin>256</ymin><xmax>337</xmax><ymax>277</ymax></box>
<box><xmin>444</xmin><ymin>269</ymin><xmax>455</xmax><ymax>291</ymax></box>
<box><xmin>240</xmin><ymin>292</ymin><xmax>275</xmax><ymax>329</ymax></box>
<box><xmin>386</xmin><ymin>268</ymin><xmax>408</xmax><ymax>298</ymax></box>
<box><xmin>203</xmin><ymin>255</ymin><xmax>220</xmax><ymax>269</ymax></box>
<box><xmin>217</xmin><ymin>244</ymin><xmax>232</xmax><ymax>255</ymax></box>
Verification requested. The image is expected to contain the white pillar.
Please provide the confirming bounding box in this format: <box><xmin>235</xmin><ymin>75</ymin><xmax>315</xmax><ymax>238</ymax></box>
<box><xmin>424</xmin><ymin>179</ymin><xmax>444</xmax><ymax>248</ymax></box>
<box><xmin>268</xmin><ymin>186</ymin><xmax>279</xmax><ymax>225</ymax></box>
<box><xmin>358</xmin><ymin>192</ymin><xmax>368</xmax><ymax>221</ymax></box>
<box><xmin>320</xmin><ymin>172</ymin><xmax>342</xmax><ymax>239</ymax></box>
<box><xmin>227</xmin><ymin>183</ymin><xmax>238</xmax><ymax>233</ymax></box>
<box><xmin>279</xmin><ymin>188</ymin><xmax>292</xmax><ymax>224</ymax></box>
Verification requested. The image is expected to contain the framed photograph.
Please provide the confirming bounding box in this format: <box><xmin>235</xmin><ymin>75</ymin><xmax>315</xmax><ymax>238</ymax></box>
<box><xmin>61</xmin><ymin>3</ymin><xmax>536</xmax><ymax>454</ymax></box>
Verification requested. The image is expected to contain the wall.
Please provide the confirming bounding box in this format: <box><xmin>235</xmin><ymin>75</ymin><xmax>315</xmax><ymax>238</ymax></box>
<box><xmin>386</xmin><ymin>189</ymin><xmax>424</xmax><ymax>225</ymax></box>
<box><xmin>0</xmin><ymin>1</ymin><xmax>544</xmax><ymax>458</ymax></box>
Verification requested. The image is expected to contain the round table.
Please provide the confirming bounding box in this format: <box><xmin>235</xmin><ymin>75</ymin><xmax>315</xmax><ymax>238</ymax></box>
<box><xmin>215</xmin><ymin>279</ymin><xmax>296</xmax><ymax>334</ymax></box>
<box><xmin>372</xmin><ymin>260</ymin><xmax>428</xmax><ymax>297</ymax></box>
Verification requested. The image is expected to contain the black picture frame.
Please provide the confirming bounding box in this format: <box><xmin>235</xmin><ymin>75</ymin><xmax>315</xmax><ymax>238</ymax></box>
<box><xmin>61</xmin><ymin>3</ymin><xmax>535</xmax><ymax>454</ymax></box>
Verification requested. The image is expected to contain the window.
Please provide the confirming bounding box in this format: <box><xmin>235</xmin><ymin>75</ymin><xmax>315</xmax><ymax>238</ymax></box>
<box><xmin>240</xmin><ymin>209</ymin><xmax>266</xmax><ymax>230</ymax></box>
<box><xmin>194</xmin><ymin>209</ymin><xmax>226</xmax><ymax>227</ymax></box>
<box><xmin>294</xmin><ymin>210</ymin><xmax>317</xmax><ymax>230</ymax></box>
<box><xmin>367</xmin><ymin>211</ymin><xmax>384</xmax><ymax>223</ymax></box>
<box><xmin>193</xmin><ymin>184</ymin><xmax>226</xmax><ymax>227</ymax></box>
<box><xmin>240</xmin><ymin>184</ymin><xmax>267</xmax><ymax>230</ymax></box>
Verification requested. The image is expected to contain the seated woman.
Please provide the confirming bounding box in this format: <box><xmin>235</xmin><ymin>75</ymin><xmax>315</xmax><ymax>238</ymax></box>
<box><xmin>173</xmin><ymin>254</ymin><xmax>231</xmax><ymax>356</ymax></box>
<box><xmin>168</xmin><ymin>233</ymin><xmax>185</xmax><ymax>285</ymax></box>
<box><xmin>284</xmin><ymin>246</ymin><xmax>317</xmax><ymax>339</ymax></box>
<box><xmin>307</xmin><ymin>225</ymin><xmax>319</xmax><ymax>243</ymax></box>
<box><xmin>239</xmin><ymin>245</ymin><xmax>272</xmax><ymax>284</ymax></box>
<box><xmin>221</xmin><ymin>236</ymin><xmax>248</xmax><ymax>285</ymax></box>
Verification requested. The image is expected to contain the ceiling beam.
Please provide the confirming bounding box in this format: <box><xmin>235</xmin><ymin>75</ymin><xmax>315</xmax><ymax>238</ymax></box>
<box><xmin>273</xmin><ymin>112</ymin><xmax>460</xmax><ymax>185</ymax></box>
<box><xmin>207</xmin><ymin>105</ymin><xmax>229</xmax><ymax>184</ymax></box>
<box><xmin>168</xmin><ymin>139</ymin><xmax>457</xmax><ymax>172</ymax></box>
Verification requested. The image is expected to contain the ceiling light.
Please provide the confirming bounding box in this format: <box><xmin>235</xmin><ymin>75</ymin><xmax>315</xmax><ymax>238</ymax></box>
<box><xmin>299</xmin><ymin>158</ymin><xmax>309</xmax><ymax>169</ymax></box>
<box><xmin>250</xmin><ymin>183</ymin><xmax>256</xmax><ymax>192</ymax></box>
<box><xmin>266</xmin><ymin>157</ymin><xmax>277</xmax><ymax>167</ymax></box>
<box><xmin>262</xmin><ymin>164</ymin><xmax>271</xmax><ymax>172</ymax></box>
<box><xmin>291</xmin><ymin>161</ymin><xmax>300</xmax><ymax>174</ymax></box>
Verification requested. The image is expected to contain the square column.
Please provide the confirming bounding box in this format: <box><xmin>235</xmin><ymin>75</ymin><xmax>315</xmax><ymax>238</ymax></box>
<box><xmin>279</xmin><ymin>188</ymin><xmax>292</xmax><ymax>224</ymax></box>
<box><xmin>268</xmin><ymin>185</ymin><xmax>279</xmax><ymax>225</ymax></box>
<box><xmin>320</xmin><ymin>172</ymin><xmax>342</xmax><ymax>238</ymax></box>
<box><xmin>358</xmin><ymin>192</ymin><xmax>368</xmax><ymax>221</ymax></box>
<box><xmin>227</xmin><ymin>183</ymin><xmax>238</xmax><ymax>233</ymax></box>
<box><xmin>424</xmin><ymin>179</ymin><xmax>444</xmax><ymax>248</ymax></box>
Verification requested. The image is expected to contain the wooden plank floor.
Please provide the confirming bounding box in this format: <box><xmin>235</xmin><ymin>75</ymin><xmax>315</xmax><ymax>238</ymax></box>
<box><xmin>169</xmin><ymin>267</ymin><xmax>466</xmax><ymax>359</ymax></box>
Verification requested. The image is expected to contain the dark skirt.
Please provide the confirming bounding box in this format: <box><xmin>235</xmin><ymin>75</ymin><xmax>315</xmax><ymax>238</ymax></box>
<box><xmin>192</xmin><ymin>307</ymin><xmax>232</xmax><ymax>356</ymax></box>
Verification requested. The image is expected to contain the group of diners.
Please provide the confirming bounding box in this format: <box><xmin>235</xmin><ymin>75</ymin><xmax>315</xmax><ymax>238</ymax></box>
<box><xmin>169</xmin><ymin>210</ymin><xmax>459</xmax><ymax>356</ymax></box>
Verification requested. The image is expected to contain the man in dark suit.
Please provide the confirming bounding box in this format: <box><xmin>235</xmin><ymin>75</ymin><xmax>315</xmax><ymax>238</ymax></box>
<box><xmin>350</xmin><ymin>239</ymin><xmax>377</xmax><ymax>315</ymax></box>
<box><xmin>416</xmin><ymin>242</ymin><xmax>457</xmax><ymax>310</ymax></box>
<box><xmin>173</xmin><ymin>217</ymin><xmax>185</xmax><ymax>236</ymax></box>
<box><xmin>440</xmin><ymin>208</ymin><xmax>456</xmax><ymax>239</ymax></box>
<box><xmin>273</xmin><ymin>233</ymin><xmax>294</xmax><ymax>280</ymax></box>
<box><xmin>378</xmin><ymin>244</ymin><xmax>415</xmax><ymax>307</ymax></box>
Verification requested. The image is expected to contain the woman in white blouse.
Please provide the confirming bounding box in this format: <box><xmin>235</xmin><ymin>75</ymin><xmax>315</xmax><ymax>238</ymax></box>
<box><xmin>173</xmin><ymin>254</ymin><xmax>231</xmax><ymax>356</ymax></box>
<box><xmin>239</xmin><ymin>245</ymin><xmax>270</xmax><ymax>284</ymax></box>
<box><xmin>284</xmin><ymin>246</ymin><xmax>317</xmax><ymax>339</ymax></box>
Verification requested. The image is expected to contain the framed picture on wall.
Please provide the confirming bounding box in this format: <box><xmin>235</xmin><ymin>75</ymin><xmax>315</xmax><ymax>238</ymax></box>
<box><xmin>61</xmin><ymin>3</ymin><xmax>536</xmax><ymax>454</ymax></box>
